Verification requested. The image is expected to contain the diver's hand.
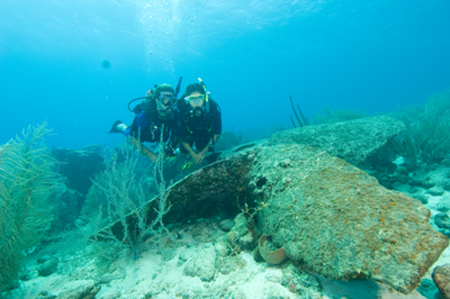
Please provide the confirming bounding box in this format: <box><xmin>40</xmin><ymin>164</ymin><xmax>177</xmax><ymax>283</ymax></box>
<box><xmin>193</xmin><ymin>152</ymin><xmax>206</xmax><ymax>164</ymax></box>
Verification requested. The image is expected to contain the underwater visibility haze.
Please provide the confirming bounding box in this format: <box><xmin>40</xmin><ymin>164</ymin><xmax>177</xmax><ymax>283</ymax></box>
<box><xmin>1</xmin><ymin>0</ymin><xmax>450</xmax><ymax>147</ymax></box>
<box><xmin>3</xmin><ymin>1</ymin><xmax>450</xmax><ymax>298</ymax></box>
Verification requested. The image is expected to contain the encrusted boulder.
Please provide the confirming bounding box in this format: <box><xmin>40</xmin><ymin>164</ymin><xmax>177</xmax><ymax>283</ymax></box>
<box><xmin>436</xmin><ymin>194</ymin><xmax>450</xmax><ymax>212</ymax></box>
<box><xmin>432</xmin><ymin>264</ymin><xmax>450</xmax><ymax>299</ymax></box>
<box><xmin>410</xmin><ymin>165</ymin><xmax>450</xmax><ymax>191</ymax></box>
<box><xmin>268</xmin><ymin>115</ymin><xmax>405</xmax><ymax>165</ymax></box>
<box><xmin>182</xmin><ymin>243</ymin><xmax>217</xmax><ymax>282</ymax></box>
<box><xmin>96</xmin><ymin>116</ymin><xmax>447</xmax><ymax>294</ymax></box>
<box><xmin>435</xmin><ymin>213</ymin><xmax>450</xmax><ymax>230</ymax></box>
<box><xmin>56</xmin><ymin>279</ymin><xmax>100</xmax><ymax>299</ymax></box>
<box><xmin>51</xmin><ymin>147</ymin><xmax>105</xmax><ymax>194</ymax></box>
<box><xmin>281</xmin><ymin>264</ymin><xmax>322</xmax><ymax>297</ymax></box>
<box><xmin>227</xmin><ymin>213</ymin><xmax>258</xmax><ymax>251</ymax></box>
<box><xmin>37</xmin><ymin>257</ymin><xmax>59</xmax><ymax>277</ymax></box>
<box><xmin>246</xmin><ymin>143</ymin><xmax>448</xmax><ymax>293</ymax></box>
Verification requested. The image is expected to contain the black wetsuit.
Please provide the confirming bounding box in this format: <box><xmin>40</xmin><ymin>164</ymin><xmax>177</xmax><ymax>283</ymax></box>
<box><xmin>176</xmin><ymin>98</ymin><xmax>222</xmax><ymax>153</ymax></box>
<box><xmin>126</xmin><ymin>100</ymin><xmax>177</xmax><ymax>152</ymax></box>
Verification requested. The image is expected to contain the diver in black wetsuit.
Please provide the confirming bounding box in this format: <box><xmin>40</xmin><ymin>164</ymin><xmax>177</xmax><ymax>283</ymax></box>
<box><xmin>176</xmin><ymin>81</ymin><xmax>222</xmax><ymax>164</ymax></box>
<box><xmin>109</xmin><ymin>84</ymin><xmax>178</xmax><ymax>163</ymax></box>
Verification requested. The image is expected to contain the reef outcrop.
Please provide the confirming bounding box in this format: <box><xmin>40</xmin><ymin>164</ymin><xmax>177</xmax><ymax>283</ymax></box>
<box><xmin>268</xmin><ymin>115</ymin><xmax>405</xmax><ymax>165</ymax></box>
<box><xmin>98</xmin><ymin>116</ymin><xmax>448</xmax><ymax>294</ymax></box>
<box><xmin>242</xmin><ymin>142</ymin><xmax>448</xmax><ymax>293</ymax></box>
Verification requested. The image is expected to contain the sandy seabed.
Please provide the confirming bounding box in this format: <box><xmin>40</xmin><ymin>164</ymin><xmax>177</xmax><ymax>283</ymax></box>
<box><xmin>9</xmin><ymin>221</ymin><xmax>448</xmax><ymax>299</ymax></box>
<box><xmin>4</xmin><ymin>188</ymin><xmax>450</xmax><ymax>299</ymax></box>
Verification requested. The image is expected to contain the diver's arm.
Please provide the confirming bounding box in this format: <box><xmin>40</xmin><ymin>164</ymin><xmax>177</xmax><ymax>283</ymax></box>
<box><xmin>182</xmin><ymin>141</ymin><xmax>206</xmax><ymax>163</ymax></box>
<box><xmin>129</xmin><ymin>137</ymin><xmax>158</xmax><ymax>163</ymax></box>
<box><xmin>194</xmin><ymin>142</ymin><xmax>210</xmax><ymax>164</ymax></box>
<box><xmin>199</xmin><ymin>141</ymin><xmax>210</xmax><ymax>155</ymax></box>
<box><xmin>211</xmin><ymin>103</ymin><xmax>222</xmax><ymax>146</ymax></box>
<box><xmin>181</xmin><ymin>141</ymin><xmax>196</xmax><ymax>158</ymax></box>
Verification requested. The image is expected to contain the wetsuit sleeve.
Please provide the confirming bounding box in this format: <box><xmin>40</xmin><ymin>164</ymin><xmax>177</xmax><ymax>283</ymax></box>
<box><xmin>128</xmin><ymin>113</ymin><xmax>149</xmax><ymax>141</ymax></box>
<box><xmin>128</xmin><ymin>116</ymin><xmax>139</xmax><ymax>138</ymax></box>
<box><xmin>212</xmin><ymin>103</ymin><xmax>222</xmax><ymax>135</ymax></box>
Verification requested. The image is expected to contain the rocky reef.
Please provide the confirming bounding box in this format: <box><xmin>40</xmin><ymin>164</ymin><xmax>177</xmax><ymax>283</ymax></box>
<box><xmin>268</xmin><ymin>115</ymin><xmax>405</xmax><ymax>165</ymax></box>
<box><xmin>243</xmin><ymin>142</ymin><xmax>447</xmax><ymax>293</ymax></box>
<box><xmin>433</xmin><ymin>264</ymin><xmax>450</xmax><ymax>299</ymax></box>
<box><xmin>97</xmin><ymin>115</ymin><xmax>448</xmax><ymax>294</ymax></box>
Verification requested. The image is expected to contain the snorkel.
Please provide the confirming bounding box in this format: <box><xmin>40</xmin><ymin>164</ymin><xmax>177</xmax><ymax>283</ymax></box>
<box><xmin>175</xmin><ymin>76</ymin><xmax>183</xmax><ymax>98</ymax></box>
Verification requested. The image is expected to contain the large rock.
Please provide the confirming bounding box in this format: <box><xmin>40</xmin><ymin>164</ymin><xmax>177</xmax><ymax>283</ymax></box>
<box><xmin>245</xmin><ymin>142</ymin><xmax>448</xmax><ymax>294</ymax></box>
<box><xmin>52</xmin><ymin>147</ymin><xmax>105</xmax><ymax>194</ymax></box>
<box><xmin>96</xmin><ymin>117</ymin><xmax>447</xmax><ymax>294</ymax></box>
<box><xmin>182</xmin><ymin>243</ymin><xmax>217</xmax><ymax>282</ymax></box>
<box><xmin>268</xmin><ymin>115</ymin><xmax>405</xmax><ymax>165</ymax></box>
<box><xmin>37</xmin><ymin>257</ymin><xmax>59</xmax><ymax>277</ymax></box>
<box><xmin>56</xmin><ymin>279</ymin><xmax>100</xmax><ymax>299</ymax></box>
<box><xmin>435</xmin><ymin>213</ymin><xmax>450</xmax><ymax>230</ymax></box>
<box><xmin>410</xmin><ymin>165</ymin><xmax>450</xmax><ymax>191</ymax></box>
<box><xmin>432</xmin><ymin>264</ymin><xmax>450</xmax><ymax>299</ymax></box>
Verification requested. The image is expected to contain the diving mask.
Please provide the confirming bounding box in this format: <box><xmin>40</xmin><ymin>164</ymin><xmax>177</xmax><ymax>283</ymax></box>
<box><xmin>185</xmin><ymin>94</ymin><xmax>205</xmax><ymax>104</ymax></box>
<box><xmin>158</xmin><ymin>95</ymin><xmax>177</xmax><ymax>107</ymax></box>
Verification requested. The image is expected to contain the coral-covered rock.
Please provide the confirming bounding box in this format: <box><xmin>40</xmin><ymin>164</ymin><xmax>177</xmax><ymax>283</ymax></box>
<box><xmin>97</xmin><ymin>289</ymin><xmax>121</xmax><ymax>299</ymax></box>
<box><xmin>437</xmin><ymin>195</ymin><xmax>450</xmax><ymax>212</ymax></box>
<box><xmin>218</xmin><ymin>219</ymin><xmax>235</xmax><ymax>232</ymax></box>
<box><xmin>95</xmin><ymin>117</ymin><xmax>448</xmax><ymax>294</ymax></box>
<box><xmin>227</xmin><ymin>213</ymin><xmax>258</xmax><ymax>251</ymax></box>
<box><xmin>409</xmin><ymin>191</ymin><xmax>429</xmax><ymax>205</ymax></box>
<box><xmin>410</xmin><ymin>166</ymin><xmax>450</xmax><ymax>191</ymax></box>
<box><xmin>250</xmin><ymin>145</ymin><xmax>448</xmax><ymax>293</ymax></box>
<box><xmin>56</xmin><ymin>280</ymin><xmax>100</xmax><ymax>299</ymax></box>
<box><xmin>429</xmin><ymin>186</ymin><xmax>445</xmax><ymax>196</ymax></box>
<box><xmin>37</xmin><ymin>257</ymin><xmax>58</xmax><ymax>277</ymax></box>
<box><xmin>51</xmin><ymin>147</ymin><xmax>105</xmax><ymax>194</ymax></box>
<box><xmin>435</xmin><ymin>213</ymin><xmax>450</xmax><ymax>230</ymax></box>
<box><xmin>281</xmin><ymin>264</ymin><xmax>322</xmax><ymax>297</ymax></box>
<box><xmin>432</xmin><ymin>264</ymin><xmax>450</xmax><ymax>299</ymax></box>
<box><xmin>182</xmin><ymin>243</ymin><xmax>217</xmax><ymax>282</ymax></box>
<box><xmin>248</xmin><ymin>143</ymin><xmax>448</xmax><ymax>294</ymax></box>
<box><xmin>268</xmin><ymin>115</ymin><xmax>405</xmax><ymax>165</ymax></box>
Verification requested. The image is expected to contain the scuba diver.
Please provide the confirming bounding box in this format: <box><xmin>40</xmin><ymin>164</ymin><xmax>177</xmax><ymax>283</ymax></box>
<box><xmin>109</xmin><ymin>82</ymin><xmax>180</xmax><ymax>163</ymax></box>
<box><xmin>176</xmin><ymin>79</ymin><xmax>222</xmax><ymax>164</ymax></box>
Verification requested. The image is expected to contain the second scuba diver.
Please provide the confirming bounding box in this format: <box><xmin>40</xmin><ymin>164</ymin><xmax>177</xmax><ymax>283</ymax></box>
<box><xmin>109</xmin><ymin>84</ymin><xmax>178</xmax><ymax>163</ymax></box>
<box><xmin>176</xmin><ymin>80</ymin><xmax>222</xmax><ymax>164</ymax></box>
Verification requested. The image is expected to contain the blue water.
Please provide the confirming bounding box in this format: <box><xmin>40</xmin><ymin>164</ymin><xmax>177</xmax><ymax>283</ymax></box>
<box><xmin>1</xmin><ymin>0</ymin><xmax>450</xmax><ymax>149</ymax></box>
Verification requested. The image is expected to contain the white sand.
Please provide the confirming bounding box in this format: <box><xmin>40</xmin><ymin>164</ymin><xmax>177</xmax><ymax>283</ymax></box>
<box><xmin>8</xmin><ymin>220</ymin><xmax>446</xmax><ymax>299</ymax></box>
<box><xmin>4</xmin><ymin>191</ymin><xmax>449</xmax><ymax>299</ymax></box>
